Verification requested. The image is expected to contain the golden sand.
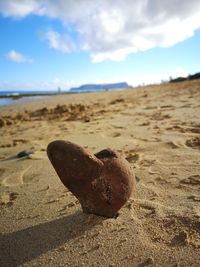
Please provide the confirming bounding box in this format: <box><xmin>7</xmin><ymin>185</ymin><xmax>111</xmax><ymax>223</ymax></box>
<box><xmin>0</xmin><ymin>80</ymin><xmax>200</xmax><ymax>266</ymax></box>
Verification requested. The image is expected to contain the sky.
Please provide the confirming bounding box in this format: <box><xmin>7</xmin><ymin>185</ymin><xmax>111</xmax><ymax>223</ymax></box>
<box><xmin>0</xmin><ymin>0</ymin><xmax>200</xmax><ymax>91</ymax></box>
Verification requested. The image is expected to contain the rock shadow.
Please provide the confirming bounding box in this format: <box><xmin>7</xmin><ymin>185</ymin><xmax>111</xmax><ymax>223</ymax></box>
<box><xmin>0</xmin><ymin>211</ymin><xmax>105</xmax><ymax>267</ymax></box>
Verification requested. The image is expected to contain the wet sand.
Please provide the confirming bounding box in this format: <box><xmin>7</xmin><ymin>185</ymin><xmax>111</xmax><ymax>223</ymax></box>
<box><xmin>0</xmin><ymin>80</ymin><xmax>200</xmax><ymax>267</ymax></box>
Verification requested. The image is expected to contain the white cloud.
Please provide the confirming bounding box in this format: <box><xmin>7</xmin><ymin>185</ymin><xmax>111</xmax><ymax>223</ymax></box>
<box><xmin>6</xmin><ymin>50</ymin><xmax>33</xmax><ymax>63</ymax></box>
<box><xmin>0</xmin><ymin>0</ymin><xmax>42</xmax><ymax>17</ymax></box>
<box><xmin>43</xmin><ymin>30</ymin><xmax>74</xmax><ymax>53</ymax></box>
<box><xmin>1</xmin><ymin>0</ymin><xmax>200</xmax><ymax>62</ymax></box>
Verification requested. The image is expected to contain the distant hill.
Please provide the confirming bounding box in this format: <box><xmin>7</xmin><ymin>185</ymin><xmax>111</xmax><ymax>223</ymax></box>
<box><xmin>69</xmin><ymin>82</ymin><xmax>129</xmax><ymax>92</ymax></box>
<box><xmin>170</xmin><ymin>72</ymin><xmax>200</xmax><ymax>83</ymax></box>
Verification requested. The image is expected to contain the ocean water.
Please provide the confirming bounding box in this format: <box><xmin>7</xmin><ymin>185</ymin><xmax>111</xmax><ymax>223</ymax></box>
<box><xmin>0</xmin><ymin>97</ymin><xmax>15</xmax><ymax>106</ymax></box>
<box><xmin>0</xmin><ymin>90</ymin><xmax>59</xmax><ymax>96</ymax></box>
<box><xmin>0</xmin><ymin>86</ymin><xmax>127</xmax><ymax>106</ymax></box>
<box><xmin>0</xmin><ymin>90</ymin><xmax>60</xmax><ymax>107</ymax></box>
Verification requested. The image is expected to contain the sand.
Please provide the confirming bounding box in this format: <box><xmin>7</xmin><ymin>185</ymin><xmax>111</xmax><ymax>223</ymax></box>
<box><xmin>0</xmin><ymin>80</ymin><xmax>200</xmax><ymax>267</ymax></box>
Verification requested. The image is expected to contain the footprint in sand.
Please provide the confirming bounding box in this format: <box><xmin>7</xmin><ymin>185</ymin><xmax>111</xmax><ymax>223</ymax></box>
<box><xmin>12</xmin><ymin>139</ymin><xmax>28</xmax><ymax>146</ymax></box>
<box><xmin>22</xmin><ymin>168</ymin><xmax>40</xmax><ymax>184</ymax></box>
<box><xmin>125</xmin><ymin>152</ymin><xmax>140</xmax><ymax>163</ymax></box>
<box><xmin>185</xmin><ymin>137</ymin><xmax>200</xmax><ymax>149</ymax></box>
<box><xmin>139</xmin><ymin>159</ymin><xmax>156</xmax><ymax>167</ymax></box>
<box><xmin>185</xmin><ymin>127</ymin><xmax>199</xmax><ymax>134</ymax></box>
<box><xmin>169</xmin><ymin>125</ymin><xmax>200</xmax><ymax>134</ymax></box>
<box><xmin>135</xmin><ymin>199</ymin><xmax>177</xmax><ymax>218</ymax></box>
<box><xmin>1</xmin><ymin>167</ymin><xmax>30</xmax><ymax>187</ymax></box>
<box><xmin>1</xmin><ymin>172</ymin><xmax>23</xmax><ymax>187</ymax></box>
<box><xmin>155</xmin><ymin>176</ymin><xmax>168</xmax><ymax>184</ymax></box>
<box><xmin>112</xmin><ymin>132</ymin><xmax>121</xmax><ymax>137</ymax></box>
<box><xmin>0</xmin><ymin>191</ymin><xmax>18</xmax><ymax>205</ymax></box>
<box><xmin>180</xmin><ymin>175</ymin><xmax>200</xmax><ymax>188</ymax></box>
<box><xmin>127</xmin><ymin>153</ymin><xmax>158</xmax><ymax>169</ymax></box>
<box><xmin>188</xmin><ymin>195</ymin><xmax>200</xmax><ymax>202</ymax></box>
<box><xmin>187</xmin><ymin>127</ymin><xmax>200</xmax><ymax>134</ymax></box>
<box><xmin>163</xmin><ymin>141</ymin><xmax>183</xmax><ymax>149</ymax></box>
<box><xmin>150</xmin><ymin>112</ymin><xmax>171</xmax><ymax>121</ymax></box>
<box><xmin>171</xmin><ymin>230</ymin><xmax>190</xmax><ymax>246</ymax></box>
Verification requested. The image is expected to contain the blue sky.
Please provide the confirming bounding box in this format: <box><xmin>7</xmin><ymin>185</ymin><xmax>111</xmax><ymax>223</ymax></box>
<box><xmin>0</xmin><ymin>0</ymin><xmax>200</xmax><ymax>91</ymax></box>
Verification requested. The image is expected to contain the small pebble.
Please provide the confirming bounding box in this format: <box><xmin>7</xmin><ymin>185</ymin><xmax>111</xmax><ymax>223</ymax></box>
<box><xmin>17</xmin><ymin>148</ymin><xmax>34</xmax><ymax>158</ymax></box>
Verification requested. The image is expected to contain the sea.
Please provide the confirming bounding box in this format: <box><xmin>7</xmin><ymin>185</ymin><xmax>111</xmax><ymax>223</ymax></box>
<box><xmin>0</xmin><ymin>90</ymin><xmax>65</xmax><ymax>107</ymax></box>
<box><xmin>0</xmin><ymin>85</ymin><xmax>128</xmax><ymax>107</ymax></box>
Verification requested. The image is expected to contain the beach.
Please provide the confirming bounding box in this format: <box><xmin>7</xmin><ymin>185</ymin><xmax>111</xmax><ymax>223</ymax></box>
<box><xmin>0</xmin><ymin>80</ymin><xmax>200</xmax><ymax>267</ymax></box>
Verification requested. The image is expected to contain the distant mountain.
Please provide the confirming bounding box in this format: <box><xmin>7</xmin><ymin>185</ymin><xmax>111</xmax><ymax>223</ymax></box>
<box><xmin>69</xmin><ymin>82</ymin><xmax>129</xmax><ymax>92</ymax></box>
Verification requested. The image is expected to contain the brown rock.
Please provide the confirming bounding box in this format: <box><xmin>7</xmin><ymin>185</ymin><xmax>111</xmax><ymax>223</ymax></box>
<box><xmin>47</xmin><ymin>140</ymin><xmax>136</xmax><ymax>217</ymax></box>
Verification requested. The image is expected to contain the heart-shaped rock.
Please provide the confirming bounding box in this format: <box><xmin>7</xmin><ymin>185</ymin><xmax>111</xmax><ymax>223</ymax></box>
<box><xmin>47</xmin><ymin>140</ymin><xmax>136</xmax><ymax>218</ymax></box>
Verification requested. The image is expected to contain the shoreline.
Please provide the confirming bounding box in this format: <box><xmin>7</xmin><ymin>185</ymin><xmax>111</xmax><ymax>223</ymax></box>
<box><xmin>0</xmin><ymin>87</ymin><xmax>132</xmax><ymax>100</ymax></box>
<box><xmin>0</xmin><ymin>78</ymin><xmax>197</xmax><ymax>107</ymax></box>
<box><xmin>0</xmin><ymin>89</ymin><xmax>126</xmax><ymax>107</ymax></box>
